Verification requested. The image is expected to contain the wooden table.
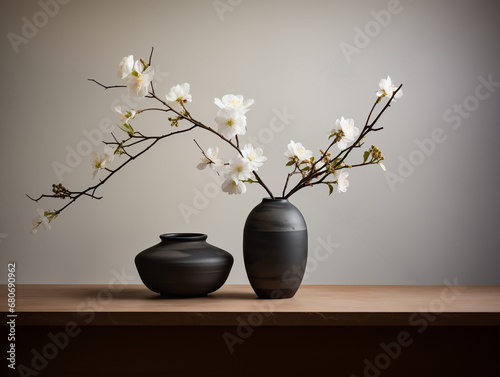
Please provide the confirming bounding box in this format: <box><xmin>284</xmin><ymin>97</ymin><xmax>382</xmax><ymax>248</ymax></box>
<box><xmin>2</xmin><ymin>285</ymin><xmax>499</xmax><ymax>376</ymax></box>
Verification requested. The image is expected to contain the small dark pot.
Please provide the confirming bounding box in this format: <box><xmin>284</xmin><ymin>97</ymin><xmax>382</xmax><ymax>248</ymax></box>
<box><xmin>243</xmin><ymin>198</ymin><xmax>308</xmax><ymax>299</ymax></box>
<box><xmin>135</xmin><ymin>233</ymin><xmax>233</xmax><ymax>297</ymax></box>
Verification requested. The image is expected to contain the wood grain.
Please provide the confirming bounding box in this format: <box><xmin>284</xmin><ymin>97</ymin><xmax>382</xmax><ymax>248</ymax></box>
<box><xmin>2</xmin><ymin>284</ymin><xmax>499</xmax><ymax>326</ymax></box>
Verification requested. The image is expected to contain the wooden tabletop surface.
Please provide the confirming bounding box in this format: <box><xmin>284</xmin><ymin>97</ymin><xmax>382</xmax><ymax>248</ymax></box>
<box><xmin>2</xmin><ymin>284</ymin><xmax>499</xmax><ymax>326</ymax></box>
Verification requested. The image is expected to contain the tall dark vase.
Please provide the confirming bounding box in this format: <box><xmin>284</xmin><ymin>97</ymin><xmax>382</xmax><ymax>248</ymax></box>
<box><xmin>243</xmin><ymin>198</ymin><xmax>308</xmax><ymax>299</ymax></box>
<box><xmin>135</xmin><ymin>233</ymin><xmax>233</xmax><ymax>297</ymax></box>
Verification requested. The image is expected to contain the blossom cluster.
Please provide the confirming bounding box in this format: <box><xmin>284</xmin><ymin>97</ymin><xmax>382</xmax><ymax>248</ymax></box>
<box><xmin>117</xmin><ymin>55</ymin><xmax>155</xmax><ymax>98</ymax></box>
<box><xmin>198</xmin><ymin>95</ymin><xmax>266</xmax><ymax>195</ymax></box>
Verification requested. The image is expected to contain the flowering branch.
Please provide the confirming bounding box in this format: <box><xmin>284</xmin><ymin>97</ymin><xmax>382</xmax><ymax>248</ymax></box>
<box><xmin>283</xmin><ymin>81</ymin><xmax>402</xmax><ymax>198</ymax></box>
<box><xmin>28</xmin><ymin>48</ymin><xmax>403</xmax><ymax>234</ymax></box>
<box><xmin>27</xmin><ymin>125</ymin><xmax>197</xmax><ymax>232</ymax></box>
<box><xmin>334</xmin><ymin>85</ymin><xmax>402</xmax><ymax>167</ymax></box>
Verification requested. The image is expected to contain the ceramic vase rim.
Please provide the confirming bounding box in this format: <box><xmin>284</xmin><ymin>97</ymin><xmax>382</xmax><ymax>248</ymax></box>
<box><xmin>262</xmin><ymin>197</ymin><xmax>289</xmax><ymax>202</ymax></box>
<box><xmin>159</xmin><ymin>233</ymin><xmax>208</xmax><ymax>242</ymax></box>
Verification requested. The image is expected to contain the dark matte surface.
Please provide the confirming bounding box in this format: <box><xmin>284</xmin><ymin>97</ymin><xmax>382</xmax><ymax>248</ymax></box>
<box><xmin>243</xmin><ymin>198</ymin><xmax>308</xmax><ymax>299</ymax></box>
<box><xmin>135</xmin><ymin>233</ymin><xmax>234</xmax><ymax>297</ymax></box>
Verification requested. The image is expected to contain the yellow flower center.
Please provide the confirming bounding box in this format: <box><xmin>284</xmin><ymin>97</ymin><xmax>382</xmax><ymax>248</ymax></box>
<box><xmin>248</xmin><ymin>153</ymin><xmax>256</xmax><ymax>161</ymax></box>
<box><xmin>133</xmin><ymin>77</ymin><xmax>144</xmax><ymax>90</ymax></box>
<box><xmin>236</xmin><ymin>165</ymin><xmax>243</xmax><ymax>172</ymax></box>
<box><xmin>226</xmin><ymin>118</ymin><xmax>235</xmax><ymax>127</ymax></box>
<box><xmin>230</xmin><ymin>99</ymin><xmax>242</xmax><ymax>107</ymax></box>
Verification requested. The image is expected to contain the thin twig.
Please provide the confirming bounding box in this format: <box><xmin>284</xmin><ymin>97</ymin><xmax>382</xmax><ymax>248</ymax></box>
<box><xmin>87</xmin><ymin>79</ymin><xmax>126</xmax><ymax>90</ymax></box>
<box><xmin>137</xmin><ymin>108</ymin><xmax>172</xmax><ymax>114</ymax></box>
<box><xmin>193</xmin><ymin>139</ymin><xmax>215</xmax><ymax>164</ymax></box>
<box><xmin>282</xmin><ymin>165</ymin><xmax>299</xmax><ymax>198</ymax></box>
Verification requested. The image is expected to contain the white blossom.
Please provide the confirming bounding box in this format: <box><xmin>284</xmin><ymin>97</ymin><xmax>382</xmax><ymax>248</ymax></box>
<box><xmin>334</xmin><ymin>170</ymin><xmax>349</xmax><ymax>193</ymax></box>
<box><xmin>115</xmin><ymin>106</ymin><xmax>136</xmax><ymax>124</ymax></box>
<box><xmin>197</xmin><ymin>147</ymin><xmax>224</xmax><ymax>170</ymax></box>
<box><xmin>284</xmin><ymin>140</ymin><xmax>313</xmax><ymax>162</ymax></box>
<box><xmin>117</xmin><ymin>56</ymin><xmax>155</xmax><ymax>97</ymax></box>
<box><xmin>125</xmin><ymin>64</ymin><xmax>154</xmax><ymax>98</ymax></box>
<box><xmin>38</xmin><ymin>208</ymin><xmax>50</xmax><ymax>230</ymax></box>
<box><xmin>330</xmin><ymin>117</ymin><xmax>360</xmax><ymax>150</ymax></box>
<box><xmin>221</xmin><ymin>175</ymin><xmax>247</xmax><ymax>195</ymax></box>
<box><xmin>166</xmin><ymin>83</ymin><xmax>192</xmax><ymax>114</ymax></box>
<box><xmin>31</xmin><ymin>208</ymin><xmax>52</xmax><ymax>234</ymax></box>
<box><xmin>227</xmin><ymin>157</ymin><xmax>252</xmax><ymax>181</ymax></box>
<box><xmin>376</xmin><ymin>76</ymin><xmax>403</xmax><ymax>100</ymax></box>
<box><xmin>215</xmin><ymin>107</ymin><xmax>247</xmax><ymax>139</ymax></box>
<box><xmin>90</xmin><ymin>146</ymin><xmax>116</xmax><ymax>178</ymax></box>
<box><xmin>104</xmin><ymin>145</ymin><xmax>116</xmax><ymax>164</ymax></box>
<box><xmin>214</xmin><ymin>94</ymin><xmax>254</xmax><ymax>114</ymax></box>
<box><xmin>91</xmin><ymin>150</ymin><xmax>113</xmax><ymax>179</ymax></box>
<box><xmin>117</xmin><ymin>55</ymin><xmax>134</xmax><ymax>79</ymax></box>
<box><xmin>242</xmin><ymin>144</ymin><xmax>267</xmax><ymax>170</ymax></box>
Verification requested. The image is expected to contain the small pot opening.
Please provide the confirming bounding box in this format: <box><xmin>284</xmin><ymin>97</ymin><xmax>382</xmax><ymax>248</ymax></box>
<box><xmin>160</xmin><ymin>233</ymin><xmax>207</xmax><ymax>242</ymax></box>
<box><xmin>263</xmin><ymin>197</ymin><xmax>288</xmax><ymax>202</ymax></box>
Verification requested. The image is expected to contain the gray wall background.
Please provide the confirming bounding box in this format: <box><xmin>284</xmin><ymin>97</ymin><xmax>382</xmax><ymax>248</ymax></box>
<box><xmin>1</xmin><ymin>0</ymin><xmax>499</xmax><ymax>285</ymax></box>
